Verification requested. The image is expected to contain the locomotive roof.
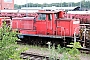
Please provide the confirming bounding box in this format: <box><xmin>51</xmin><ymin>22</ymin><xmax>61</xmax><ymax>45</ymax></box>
<box><xmin>57</xmin><ymin>18</ymin><xmax>79</xmax><ymax>21</ymax></box>
<box><xmin>67</xmin><ymin>11</ymin><xmax>90</xmax><ymax>14</ymax></box>
<box><xmin>0</xmin><ymin>10</ymin><xmax>38</xmax><ymax>13</ymax></box>
<box><xmin>12</xmin><ymin>17</ymin><xmax>35</xmax><ymax>20</ymax></box>
<box><xmin>37</xmin><ymin>11</ymin><xmax>59</xmax><ymax>14</ymax></box>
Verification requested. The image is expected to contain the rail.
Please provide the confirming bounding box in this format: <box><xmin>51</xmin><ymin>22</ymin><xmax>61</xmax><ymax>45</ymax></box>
<box><xmin>80</xmin><ymin>24</ymin><xmax>90</xmax><ymax>26</ymax></box>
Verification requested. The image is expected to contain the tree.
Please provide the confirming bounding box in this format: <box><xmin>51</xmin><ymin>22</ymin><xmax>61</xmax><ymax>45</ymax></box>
<box><xmin>14</xmin><ymin>1</ymin><xmax>90</xmax><ymax>9</ymax></box>
<box><xmin>14</xmin><ymin>4</ymin><xmax>19</xmax><ymax>9</ymax></box>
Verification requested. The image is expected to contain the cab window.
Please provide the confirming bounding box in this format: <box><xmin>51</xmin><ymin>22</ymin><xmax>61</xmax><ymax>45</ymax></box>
<box><xmin>38</xmin><ymin>14</ymin><xmax>46</xmax><ymax>20</ymax></box>
<box><xmin>54</xmin><ymin>13</ymin><xmax>58</xmax><ymax>18</ymax></box>
<box><xmin>48</xmin><ymin>14</ymin><xmax>52</xmax><ymax>20</ymax></box>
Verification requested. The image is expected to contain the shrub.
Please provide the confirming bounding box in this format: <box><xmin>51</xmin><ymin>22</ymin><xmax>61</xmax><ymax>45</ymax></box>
<box><xmin>0</xmin><ymin>21</ymin><xmax>19</xmax><ymax>60</ymax></box>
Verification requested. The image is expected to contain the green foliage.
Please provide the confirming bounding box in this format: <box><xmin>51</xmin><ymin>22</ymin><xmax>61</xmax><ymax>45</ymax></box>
<box><xmin>47</xmin><ymin>43</ymin><xmax>58</xmax><ymax>60</ymax></box>
<box><xmin>57</xmin><ymin>45</ymin><xmax>71</xmax><ymax>54</ymax></box>
<box><xmin>67</xmin><ymin>42</ymin><xmax>81</xmax><ymax>60</ymax></box>
<box><xmin>48</xmin><ymin>44</ymin><xmax>58</xmax><ymax>60</ymax></box>
<box><xmin>0</xmin><ymin>21</ymin><xmax>19</xmax><ymax>60</ymax></box>
<box><xmin>0</xmin><ymin>46</ymin><xmax>17</xmax><ymax>60</ymax></box>
<box><xmin>60</xmin><ymin>53</ymin><xmax>69</xmax><ymax>60</ymax></box>
<box><xmin>61</xmin><ymin>52</ymin><xmax>80</xmax><ymax>60</ymax></box>
<box><xmin>47</xmin><ymin>42</ymin><xmax>81</xmax><ymax>60</ymax></box>
<box><xmin>9</xmin><ymin>45</ymin><xmax>29</xmax><ymax>60</ymax></box>
<box><xmin>59</xmin><ymin>42</ymin><xmax>81</xmax><ymax>60</ymax></box>
<box><xmin>68</xmin><ymin>48</ymin><xmax>80</xmax><ymax>56</ymax></box>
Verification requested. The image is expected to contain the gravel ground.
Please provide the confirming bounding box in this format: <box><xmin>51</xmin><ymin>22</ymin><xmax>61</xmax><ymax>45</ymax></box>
<box><xmin>80</xmin><ymin>54</ymin><xmax>90</xmax><ymax>60</ymax></box>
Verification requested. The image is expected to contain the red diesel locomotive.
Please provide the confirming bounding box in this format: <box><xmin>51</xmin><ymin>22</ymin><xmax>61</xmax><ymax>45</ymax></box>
<box><xmin>11</xmin><ymin>10</ymin><xmax>82</xmax><ymax>47</ymax></box>
<box><xmin>0</xmin><ymin>10</ymin><xmax>90</xmax><ymax>48</ymax></box>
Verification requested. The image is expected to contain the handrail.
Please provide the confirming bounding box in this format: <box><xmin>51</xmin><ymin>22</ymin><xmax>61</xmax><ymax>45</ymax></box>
<box><xmin>56</xmin><ymin>26</ymin><xmax>67</xmax><ymax>46</ymax></box>
<box><xmin>74</xmin><ymin>26</ymin><xmax>80</xmax><ymax>43</ymax></box>
<box><xmin>56</xmin><ymin>26</ymin><xmax>66</xmax><ymax>37</ymax></box>
<box><xmin>74</xmin><ymin>26</ymin><xmax>86</xmax><ymax>47</ymax></box>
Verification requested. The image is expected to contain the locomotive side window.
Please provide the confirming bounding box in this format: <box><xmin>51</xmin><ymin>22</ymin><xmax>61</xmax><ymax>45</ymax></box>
<box><xmin>48</xmin><ymin>14</ymin><xmax>52</xmax><ymax>20</ymax></box>
<box><xmin>38</xmin><ymin>14</ymin><xmax>46</xmax><ymax>20</ymax></box>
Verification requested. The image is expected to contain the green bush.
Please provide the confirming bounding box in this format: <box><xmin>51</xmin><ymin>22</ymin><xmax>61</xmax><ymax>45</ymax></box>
<box><xmin>0</xmin><ymin>21</ymin><xmax>20</xmax><ymax>60</ymax></box>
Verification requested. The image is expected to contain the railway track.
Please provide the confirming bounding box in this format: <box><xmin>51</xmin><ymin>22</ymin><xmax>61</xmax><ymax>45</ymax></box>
<box><xmin>20</xmin><ymin>48</ymin><xmax>90</xmax><ymax>60</ymax></box>
<box><xmin>20</xmin><ymin>52</ymin><xmax>50</xmax><ymax>60</ymax></box>
<box><xmin>79</xmin><ymin>48</ymin><xmax>90</xmax><ymax>54</ymax></box>
<box><xmin>20</xmin><ymin>49</ymin><xmax>61</xmax><ymax>60</ymax></box>
<box><xmin>17</xmin><ymin>39</ymin><xmax>90</xmax><ymax>54</ymax></box>
<box><xmin>16</xmin><ymin>40</ymin><xmax>90</xmax><ymax>60</ymax></box>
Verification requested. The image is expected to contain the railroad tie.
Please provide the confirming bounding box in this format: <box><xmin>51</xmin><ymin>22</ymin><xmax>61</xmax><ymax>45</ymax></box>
<box><xmin>20</xmin><ymin>55</ymin><xmax>24</xmax><ymax>58</ymax></box>
<box><xmin>35</xmin><ymin>57</ymin><xmax>41</xmax><ymax>60</ymax></box>
<box><xmin>29</xmin><ymin>56</ymin><xmax>35</xmax><ymax>60</ymax></box>
<box><xmin>23</xmin><ymin>55</ymin><xmax>29</xmax><ymax>59</ymax></box>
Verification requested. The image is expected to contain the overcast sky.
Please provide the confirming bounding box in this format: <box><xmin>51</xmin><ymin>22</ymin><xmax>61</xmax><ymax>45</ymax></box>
<box><xmin>14</xmin><ymin>0</ymin><xmax>82</xmax><ymax>5</ymax></box>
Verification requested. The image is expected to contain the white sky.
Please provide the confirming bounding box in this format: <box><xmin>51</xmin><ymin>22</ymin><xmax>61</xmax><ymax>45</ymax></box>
<box><xmin>14</xmin><ymin>0</ymin><xmax>82</xmax><ymax>5</ymax></box>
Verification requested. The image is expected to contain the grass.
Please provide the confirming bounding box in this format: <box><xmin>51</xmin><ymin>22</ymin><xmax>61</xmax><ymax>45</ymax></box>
<box><xmin>14</xmin><ymin>43</ymin><xmax>89</xmax><ymax>60</ymax></box>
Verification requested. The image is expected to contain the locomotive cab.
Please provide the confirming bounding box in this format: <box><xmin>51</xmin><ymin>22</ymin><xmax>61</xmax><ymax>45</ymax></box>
<box><xmin>35</xmin><ymin>10</ymin><xmax>80</xmax><ymax>37</ymax></box>
<box><xmin>35</xmin><ymin>10</ymin><xmax>60</xmax><ymax>35</ymax></box>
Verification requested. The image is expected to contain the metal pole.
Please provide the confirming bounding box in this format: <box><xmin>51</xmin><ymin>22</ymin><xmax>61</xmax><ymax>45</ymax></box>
<box><xmin>26</xmin><ymin>0</ymin><xmax>28</xmax><ymax>17</ymax></box>
<box><xmin>61</xmin><ymin>0</ymin><xmax>62</xmax><ymax>9</ymax></box>
<box><xmin>71</xmin><ymin>2</ymin><xmax>72</xmax><ymax>7</ymax></box>
<box><xmin>68</xmin><ymin>3</ymin><xmax>69</xmax><ymax>7</ymax></box>
<box><xmin>80</xmin><ymin>1</ymin><xmax>81</xmax><ymax>9</ymax></box>
<box><xmin>74</xmin><ymin>32</ymin><xmax>76</xmax><ymax>43</ymax></box>
<box><xmin>83</xmin><ymin>25</ymin><xmax>86</xmax><ymax>47</ymax></box>
<box><xmin>26</xmin><ymin>0</ymin><xmax>28</xmax><ymax>7</ymax></box>
<box><xmin>21</xmin><ymin>1</ymin><xmax>22</xmax><ymax>9</ymax></box>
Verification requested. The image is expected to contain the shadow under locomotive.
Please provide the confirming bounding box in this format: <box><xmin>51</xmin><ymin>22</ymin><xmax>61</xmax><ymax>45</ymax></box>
<box><xmin>18</xmin><ymin>34</ymin><xmax>73</xmax><ymax>47</ymax></box>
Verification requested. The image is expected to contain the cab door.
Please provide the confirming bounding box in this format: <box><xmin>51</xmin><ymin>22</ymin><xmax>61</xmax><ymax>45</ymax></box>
<box><xmin>36</xmin><ymin>13</ymin><xmax>47</xmax><ymax>35</ymax></box>
<box><xmin>46</xmin><ymin>14</ymin><xmax>53</xmax><ymax>35</ymax></box>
